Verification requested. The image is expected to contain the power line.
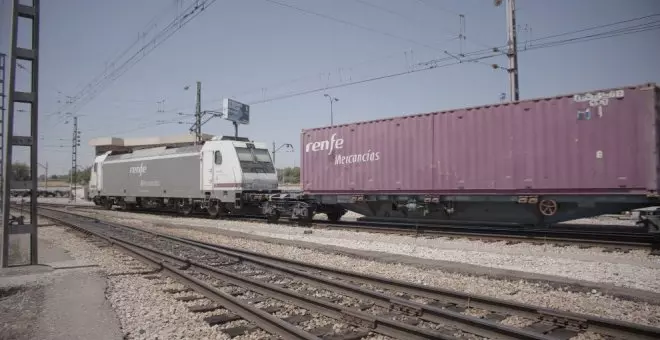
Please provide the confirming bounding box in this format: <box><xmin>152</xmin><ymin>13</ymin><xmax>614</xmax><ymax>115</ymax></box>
<box><xmin>262</xmin><ymin>0</ymin><xmax>445</xmax><ymax>52</ymax></box>
<box><xmin>411</xmin><ymin>0</ymin><xmax>463</xmax><ymax>17</ymax></box>
<box><xmin>525</xmin><ymin>13</ymin><xmax>660</xmax><ymax>45</ymax></box>
<box><xmin>352</xmin><ymin>0</ymin><xmax>459</xmax><ymax>42</ymax></box>
<box><xmin>47</xmin><ymin>1</ymin><xmax>184</xmax><ymax>120</ymax></box>
<box><xmin>217</xmin><ymin>15</ymin><xmax>660</xmax><ymax>107</ymax></box>
<box><xmin>55</xmin><ymin>13</ymin><xmax>660</xmax><ymax>139</ymax></box>
<box><xmin>52</xmin><ymin>0</ymin><xmax>219</xmax><ymax>120</ymax></box>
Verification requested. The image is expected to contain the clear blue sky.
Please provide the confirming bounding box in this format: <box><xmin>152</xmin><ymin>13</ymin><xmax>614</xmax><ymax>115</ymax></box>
<box><xmin>1</xmin><ymin>0</ymin><xmax>659</xmax><ymax>175</ymax></box>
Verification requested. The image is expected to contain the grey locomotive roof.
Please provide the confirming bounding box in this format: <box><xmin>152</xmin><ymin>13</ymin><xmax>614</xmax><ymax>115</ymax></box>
<box><xmin>105</xmin><ymin>145</ymin><xmax>203</xmax><ymax>161</ymax></box>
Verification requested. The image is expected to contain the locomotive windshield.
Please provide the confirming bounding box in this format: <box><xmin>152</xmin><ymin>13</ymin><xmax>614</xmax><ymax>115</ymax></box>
<box><xmin>235</xmin><ymin>147</ymin><xmax>275</xmax><ymax>173</ymax></box>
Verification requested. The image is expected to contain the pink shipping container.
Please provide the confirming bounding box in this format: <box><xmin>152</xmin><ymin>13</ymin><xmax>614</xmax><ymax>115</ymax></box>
<box><xmin>301</xmin><ymin>83</ymin><xmax>660</xmax><ymax>195</ymax></box>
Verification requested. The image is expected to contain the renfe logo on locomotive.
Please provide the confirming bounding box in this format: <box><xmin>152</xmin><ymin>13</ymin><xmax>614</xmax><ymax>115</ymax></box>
<box><xmin>128</xmin><ymin>163</ymin><xmax>147</xmax><ymax>176</ymax></box>
<box><xmin>305</xmin><ymin>133</ymin><xmax>381</xmax><ymax>166</ymax></box>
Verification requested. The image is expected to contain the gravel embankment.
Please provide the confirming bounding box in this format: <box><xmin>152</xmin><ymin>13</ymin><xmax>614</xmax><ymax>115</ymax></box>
<box><xmin>560</xmin><ymin>215</ymin><xmax>639</xmax><ymax>226</ymax></box>
<box><xmin>77</xmin><ymin>209</ymin><xmax>660</xmax><ymax>293</ymax></box>
<box><xmin>36</xmin><ymin>226</ymin><xmax>238</xmax><ymax>340</ymax></box>
<box><xmin>89</xmin><ymin>218</ymin><xmax>660</xmax><ymax>327</ymax></box>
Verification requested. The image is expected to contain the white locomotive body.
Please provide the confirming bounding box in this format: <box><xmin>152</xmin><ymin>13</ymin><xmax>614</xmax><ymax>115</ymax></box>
<box><xmin>89</xmin><ymin>136</ymin><xmax>279</xmax><ymax>217</ymax></box>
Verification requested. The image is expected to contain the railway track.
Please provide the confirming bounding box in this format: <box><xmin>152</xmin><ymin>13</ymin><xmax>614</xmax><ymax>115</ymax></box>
<box><xmin>27</xmin><ymin>201</ymin><xmax>660</xmax><ymax>253</ymax></box>
<box><xmin>34</xmin><ymin>205</ymin><xmax>660</xmax><ymax>340</ymax></box>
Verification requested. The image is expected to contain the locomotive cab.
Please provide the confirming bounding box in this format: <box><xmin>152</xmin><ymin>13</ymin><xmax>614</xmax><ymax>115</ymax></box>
<box><xmin>200</xmin><ymin>137</ymin><xmax>277</xmax><ymax>217</ymax></box>
<box><xmin>89</xmin><ymin>151</ymin><xmax>111</xmax><ymax>205</ymax></box>
<box><xmin>201</xmin><ymin>137</ymin><xmax>278</xmax><ymax>200</ymax></box>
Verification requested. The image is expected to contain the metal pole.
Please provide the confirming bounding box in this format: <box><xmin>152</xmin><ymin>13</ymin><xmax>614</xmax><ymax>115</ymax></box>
<box><xmin>0</xmin><ymin>53</ymin><xmax>6</xmax><ymax>202</ymax></box>
<box><xmin>71</xmin><ymin>116</ymin><xmax>78</xmax><ymax>203</ymax></box>
<box><xmin>330</xmin><ymin>99</ymin><xmax>334</xmax><ymax>126</ymax></box>
<box><xmin>195</xmin><ymin>81</ymin><xmax>201</xmax><ymax>143</ymax></box>
<box><xmin>506</xmin><ymin>0</ymin><xmax>519</xmax><ymax>101</ymax></box>
<box><xmin>2</xmin><ymin>0</ymin><xmax>40</xmax><ymax>267</ymax></box>
<box><xmin>272</xmin><ymin>141</ymin><xmax>276</xmax><ymax>166</ymax></box>
<box><xmin>233</xmin><ymin>121</ymin><xmax>238</xmax><ymax>138</ymax></box>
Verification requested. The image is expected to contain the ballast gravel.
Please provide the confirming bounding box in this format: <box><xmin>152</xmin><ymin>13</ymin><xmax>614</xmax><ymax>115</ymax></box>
<box><xmin>79</xmin><ymin>209</ymin><xmax>660</xmax><ymax>293</ymax></box>
<box><xmin>36</xmin><ymin>226</ymin><xmax>236</xmax><ymax>340</ymax></box>
<box><xmin>62</xmin><ymin>211</ymin><xmax>660</xmax><ymax>327</ymax></box>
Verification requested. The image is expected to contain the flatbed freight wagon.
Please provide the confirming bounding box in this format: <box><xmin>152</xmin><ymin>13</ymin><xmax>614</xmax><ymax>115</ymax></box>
<box><xmin>265</xmin><ymin>83</ymin><xmax>660</xmax><ymax>229</ymax></box>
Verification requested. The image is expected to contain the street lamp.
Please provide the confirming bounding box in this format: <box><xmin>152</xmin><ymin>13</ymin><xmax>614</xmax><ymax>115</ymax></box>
<box><xmin>271</xmin><ymin>142</ymin><xmax>294</xmax><ymax>167</ymax></box>
<box><xmin>271</xmin><ymin>142</ymin><xmax>294</xmax><ymax>184</ymax></box>
<box><xmin>323</xmin><ymin>94</ymin><xmax>339</xmax><ymax>126</ymax></box>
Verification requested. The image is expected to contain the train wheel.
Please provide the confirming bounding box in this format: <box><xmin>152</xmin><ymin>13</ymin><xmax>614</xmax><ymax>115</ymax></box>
<box><xmin>102</xmin><ymin>198</ymin><xmax>112</xmax><ymax>210</ymax></box>
<box><xmin>267</xmin><ymin>210</ymin><xmax>281</xmax><ymax>223</ymax></box>
<box><xmin>207</xmin><ymin>204</ymin><xmax>220</xmax><ymax>218</ymax></box>
<box><xmin>326</xmin><ymin>211</ymin><xmax>342</xmax><ymax>222</ymax></box>
<box><xmin>539</xmin><ymin>199</ymin><xmax>558</xmax><ymax>216</ymax></box>
<box><xmin>178</xmin><ymin>202</ymin><xmax>193</xmax><ymax>216</ymax></box>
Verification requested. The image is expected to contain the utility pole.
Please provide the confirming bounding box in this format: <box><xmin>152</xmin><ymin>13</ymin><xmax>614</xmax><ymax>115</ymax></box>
<box><xmin>188</xmin><ymin>82</ymin><xmax>224</xmax><ymax>144</ymax></box>
<box><xmin>0</xmin><ymin>53</ymin><xmax>6</xmax><ymax>198</ymax></box>
<box><xmin>71</xmin><ymin>116</ymin><xmax>80</xmax><ymax>202</ymax></box>
<box><xmin>195</xmin><ymin>81</ymin><xmax>202</xmax><ymax>143</ymax></box>
<box><xmin>2</xmin><ymin>0</ymin><xmax>41</xmax><ymax>267</ymax></box>
<box><xmin>496</xmin><ymin>0</ymin><xmax>519</xmax><ymax>101</ymax></box>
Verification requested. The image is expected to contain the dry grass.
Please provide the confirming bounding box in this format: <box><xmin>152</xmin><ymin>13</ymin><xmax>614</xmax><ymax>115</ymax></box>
<box><xmin>39</xmin><ymin>180</ymin><xmax>69</xmax><ymax>187</ymax></box>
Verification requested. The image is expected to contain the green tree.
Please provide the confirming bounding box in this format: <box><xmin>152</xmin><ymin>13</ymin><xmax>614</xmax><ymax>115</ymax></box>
<box><xmin>11</xmin><ymin>162</ymin><xmax>30</xmax><ymax>181</ymax></box>
<box><xmin>277</xmin><ymin>166</ymin><xmax>300</xmax><ymax>184</ymax></box>
<box><xmin>68</xmin><ymin>166</ymin><xmax>91</xmax><ymax>184</ymax></box>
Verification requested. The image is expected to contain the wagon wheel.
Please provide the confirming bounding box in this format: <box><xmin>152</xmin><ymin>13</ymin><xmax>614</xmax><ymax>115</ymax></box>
<box><xmin>538</xmin><ymin>199</ymin><xmax>558</xmax><ymax>216</ymax></box>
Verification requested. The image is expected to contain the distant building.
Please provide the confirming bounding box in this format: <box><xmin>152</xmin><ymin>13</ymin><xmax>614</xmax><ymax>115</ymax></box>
<box><xmin>88</xmin><ymin>133</ymin><xmax>215</xmax><ymax>156</ymax></box>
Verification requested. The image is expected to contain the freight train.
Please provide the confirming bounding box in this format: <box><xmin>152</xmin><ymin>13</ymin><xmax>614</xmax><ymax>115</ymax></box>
<box><xmin>89</xmin><ymin>83</ymin><xmax>660</xmax><ymax>231</ymax></box>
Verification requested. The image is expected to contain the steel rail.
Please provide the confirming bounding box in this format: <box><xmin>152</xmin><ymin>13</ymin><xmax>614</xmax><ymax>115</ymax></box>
<box><xmin>30</xmin><ymin>202</ymin><xmax>655</xmax><ymax>248</ymax></box>
<box><xmin>145</xmin><ymin>229</ymin><xmax>660</xmax><ymax>340</ymax></box>
<box><xmin>109</xmin><ymin>235</ymin><xmax>459</xmax><ymax>340</ymax></box>
<box><xmin>40</xmin><ymin>210</ymin><xmax>322</xmax><ymax>340</ymax></box>
<box><xmin>37</xmin><ymin>206</ymin><xmax>660</xmax><ymax>340</ymax></box>
<box><xmin>40</xmin><ymin>208</ymin><xmax>457</xmax><ymax>339</ymax></box>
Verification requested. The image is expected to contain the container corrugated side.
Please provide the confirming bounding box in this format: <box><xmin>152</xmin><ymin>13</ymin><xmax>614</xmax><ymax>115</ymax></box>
<box><xmin>301</xmin><ymin>114</ymin><xmax>434</xmax><ymax>193</ymax></box>
<box><xmin>301</xmin><ymin>83</ymin><xmax>659</xmax><ymax>194</ymax></box>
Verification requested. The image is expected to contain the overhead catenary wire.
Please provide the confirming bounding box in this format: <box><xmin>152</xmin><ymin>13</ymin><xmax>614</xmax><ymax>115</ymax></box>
<box><xmin>351</xmin><ymin>0</ymin><xmax>460</xmax><ymax>42</ymax></box>
<box><xmin>231</xmin><ymin>15</ymin><xmax>660</xmax><ymax>107</ymax></box>
<box><xmin>162</xmin><ymin>12</ymin><xmax>660</xmax><ymax>119</ymax></box>
<box><xmin>50</xmin><ymin>12</ymin><xmax>660</xmax><ymax>140</ymax></box>
<box><xmin>46</xmin><ymin>1</ymin><xmax>184</xmax><ymax>119</ymax></box>
<box><xmin>261</xmin><ymin>0</ymin><xmax>446</xmax><ymax>52</ymax></box>
<box><xmin>51</xmin><ymin>0</ymin><xmax>219</xmax><ymax>122</ymax></box>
